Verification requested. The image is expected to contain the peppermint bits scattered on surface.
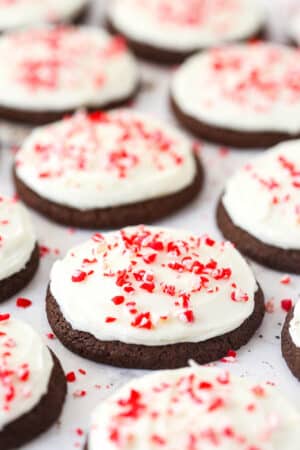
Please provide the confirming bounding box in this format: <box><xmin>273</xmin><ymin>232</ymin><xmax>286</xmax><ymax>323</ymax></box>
<box><xmin>16</xmin><ymin>297</ymin><xmax>32</xmax><ymax>309</ymax></box>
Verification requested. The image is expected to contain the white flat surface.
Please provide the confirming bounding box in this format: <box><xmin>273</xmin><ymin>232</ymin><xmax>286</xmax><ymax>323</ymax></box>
<box><xmin>1</xmin><ymin>0</ymin><xmax>300</xmax><ymax>448</ymax></box>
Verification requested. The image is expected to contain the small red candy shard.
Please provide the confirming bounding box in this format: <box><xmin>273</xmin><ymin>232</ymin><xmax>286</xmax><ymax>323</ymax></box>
<box><xmin>252</xmin><ymin>385</ymin><xmax>265</xmax><ymax>397</ymax></box>
<box><xmin>181</xmin><ymin>310</ymin><xmax>195</xmax><ymax>323</ymax></box>
<box><xmin>0</xmin><ymin>313</ymin><xmax>10</xmax><ymax>322</ymax></box>
<box><xmin>131</xmin><ymin>312</ymin><xmax>153</xmax><ymax>329</ymax></box>
<box><xmin>281</xmin><ymin>299</ymin><xmax>293</xmax><ymax>312</ymax></box>
<box><xmin>16</xmin><ymin>297</ymin><xmax>32</xmax><ymax>308</ymax></box>
<box><xmin>112</xmin><ymin>296</ymin><xmax>125</xmax><ymax>305</ymax></box>
<box><xmin>105</xmin><ymin>317</ymin><xmax>117</xmax><ymax>323</ymax></box>
<box><xmin>205</xmin><ymin>237</ymin><xmax>215</xmax><ymax>247</ymax></box>
<box><xmin>280</xmin><ymin>275</ymin><xmax>291</xmax><ymax>285</ymax></box>
<box><xmin>72</xmin><ymin>270</ymin><xmax>87</xmax><ymax>283</ymax></box>
<box><xmin>66</xmin><ymin>371</ymin><xmax>76</xmax><ymax>383</ymax></box>
<box><xmin>88</xmin><ymin>111</ymin><xmax>108</xmax><ymax>123</ymax></box>
<box><xmin>199</xmin><ymin>381</ymin><xmax>212</xmax><ymax>390</ymax></box>
<box><xmin>208</xmin><ymin>397</ymin><xmax>224</xmax><ymax>412</ymax></box>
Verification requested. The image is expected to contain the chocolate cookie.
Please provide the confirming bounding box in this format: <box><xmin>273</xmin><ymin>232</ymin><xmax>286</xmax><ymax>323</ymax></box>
<box><xmin>171</xmin><ymin>43</ymin><xmax>300</xmax><ymax>148</ymax></box>
<box><xmin>0</xmin><ymin>26</ymin><xmax>139</xmax><ymax>125</ymax></box>
<box><xmin>0</xmin><ymin>318</ymin><xmax>67</xmax><ymax>449</ymax></box>
<box><xmin>86</xmin><ymin>365</ymin><xmax>300</xmax><ymax>450</ymax></box>
<box><xmin>282</xmin><ymin>305</ymin><xmax>300</xmax><ymax>381</ymax></box>
<box><xmin>46</xmin><ymin>284</ymin><xmax>264</xmax><ymax>370</ymax></box>
<box><xmin>14</xmin><ymin>110</ymin><xmax>203</xmax><ymax>228</ymax></box>
<box><xmin>0</xmin><ymin>195</ymin><xmax>39</xmax><ymax>302</ymax></box>
<box><xmin>46</xmin><ymin>226</ymin><xmax>264</xmax><ymax>370</ymax></box>
<box><xmin>217</xmin><ymin>140</ymin><xmax>300</xmax><ymax>273</ymax></box>
<box><xmin>0</xmin><ymin>244</ymin><xmax>40</xmax><ymax>303</ymax></box>
<box><xmin>107</xmin><ymin>0</ymin><xmax>266</xmax><ymax>65</ymax></box>
<box><xmin>1</xmin><ymin>353</ymin><xmax>67</xmax><ymax>450</ymax></box>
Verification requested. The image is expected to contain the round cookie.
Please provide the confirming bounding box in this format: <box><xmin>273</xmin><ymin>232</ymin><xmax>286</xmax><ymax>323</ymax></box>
<box><xmin>282</xmin><ymin>304</ymin><xmax>300</xmax><ymax>381</ymax></box>
<box><xmin>0</xmin><ymin>195</ymin><xmax>39</xmax><ymax>303</ymax></box>
<box><xmin>0</xmin><ymin>0</ymin><xmax>89</xmax><ymax>32</ymax></box>
<box><xmin>46</xmin><ymin>225</ymin><xmax>264</xmax><ymax>370</ymax></box>
<box><xmin>0</xmin><ymin>26</ymin><xmax>139</xmax><ymax>125</ymax></box>
<box><xmin>86</xmin><ymin>365</ymin><xmax>300</xmax><ymax>450</ymax></box>
<box><xmin>0</xmin><ymin>316</ymin><xmax>66</xmax><ymax>450</ymax></box>
<box><xmin>14</xmin><ymin>109</ymin><xmax>203</xmax><ymax>228</ymax></box>
<box><xmin>217</xmin><ymin>139</ymin><xmax>300</xmax><ymax>273</ymax></box>
<box><xmin>107</xmin><ymin>0</ymin><xmax>265</xmax><ymax>64</ymax></box>
<box><xmin>171</xmin><ymin>43</ymin><xmax>300</xmax><ymax>148</ymax></box>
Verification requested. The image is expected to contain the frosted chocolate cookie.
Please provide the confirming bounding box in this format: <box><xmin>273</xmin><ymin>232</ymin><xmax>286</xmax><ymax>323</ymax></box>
<box><xmin>0</xmin><ymin>0</ymin><xmax>90</xmax><ymax>32</ymax></box>
<box><xmin>14</xmin><ymin>109</ymin><xmax>203</xmax><ymax>228</ymax></box>
<box><xmin>171</xmin><ymin>43</ymin><xmax>300</xmax><ymax>148</ymax></box>
<box><xmin>108</xmin><ymin>0</ymin><xmax>265</xmax><ymax>64</ymax></box>
<box><xmin>0</xmin><ymin>26</ymin><xmax>139</xmax><ymax>124</ymax></box>
<box><xmin>46</xmin><ymin>225</ymin><xmax>264</xmax><ymax>369</ymax></box>
<box><xmin>282</xmin><ymin>302</ymin><xmax>300</xmax><ymax>380</ymax></box>
<box><xmin>217</xmin><ymin>139</ymin><xmax>300</xmax><ymax>273</ymax></box>
<box><xmin>86</xmin><ymin>365</ymin><xmax>300</xmax><ymax>450</ymax></box>
<box><xmin>0</xmin><ymin>195</ymin><xmax>39</xmax><ymax>303</ymax></box>
<box><xmin>0</xmin><ymin>316</ymin><xmax>66</xmax><ymax>450</ymax></box>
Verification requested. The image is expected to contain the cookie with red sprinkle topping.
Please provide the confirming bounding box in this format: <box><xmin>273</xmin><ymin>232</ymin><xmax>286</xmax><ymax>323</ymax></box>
<box><xmin>217</xmin><ymin>139</ymin><xmax>300</xmax><ymax>273</ymax></box>
<box><xmin>46</xmin><ymin>225</ymin><xmax>264</xmax><ymax>369</ymax></box>
<box><xmin>85</xmin><ymin>364</ymin><xmax>300</xmax><ymax>450</ymax></box>
<box><xmin>171</xmin><ymin>43</ymin><xmax>300</xmax><ymax>148</ymax></box>
<box><xmin>282</xmin><ymin>301</ymin><xmax>300</xmax><ymax>381</ymax></box>
<box><xmin>14</xmin><ymin>109</ymin><xmax>203</xmax><ymax>228</ymax></box>
<box><xmin>0</xmin><ymin>0</ymin><xmax>90</xmax><ymax>32</ymax></box>
<box><xmin>0</xmin><ymin>195</ymin><xmax>39</xmax><ymax>303</ymax></box>
<box><xmin>0</xmin><ymin>317</ymin><xmax>66</xmax><ymax>449</ymax></box>
<box><xmin>0</xmin><ymin>26</ymin><xmax>139</xmax><ymax>125</ymax></box>
<box><xmin>107</xmin><ymin>0</ymin><xmax>265</xmax><ymax>64</ymax></box>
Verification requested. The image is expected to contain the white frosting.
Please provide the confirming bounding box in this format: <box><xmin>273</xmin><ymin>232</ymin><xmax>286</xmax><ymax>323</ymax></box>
<box><xmin>50</xmin><ymin>226</ymin><xmax>257</xmax><ymax>346</ymax></box>
<box><xmin>222</xmin><ymin>139</ymin><xmax>300</xmax><ymax>250</ymax></box>
<box><xmin>0</xmin><ymin>0</ymin><xmax>89</xmax><ymax>31</ymax></box>
<box><xmin>0</xmin><ymin>317</ymin><xmax>53</xmax><ymax>430</ymax></box>
<box><xmin>109</xmin><ymin>0</ymin><xmax>265</xmax><ymax>52</ymax></box>
<box><xmin>0</xmin><ymin>26</ymin><xmax>139</xmax><ymax>111</ymax></box>
<box><xmin>289</xmin><ymin>301</ymin><xmax>300</xmax><ymax>348</ymax></box>
<box><xmin>15</xmin><ymin>109</ymin><xmax>197</xmax><ymax>210</ymax></box>
<box><xmin>0</xmin><ymin>195</ymin><xmax>36</xmax><ymax>281</ymax></box>
<box><xmin>89</xmin><ymin>365</ymin><xmax>300</xmax><ymax>450</ymax></box>
<box><xmin>172</xmin><ymin>43</ymin><xmax>300</xmax><ymax>134</ymax></box>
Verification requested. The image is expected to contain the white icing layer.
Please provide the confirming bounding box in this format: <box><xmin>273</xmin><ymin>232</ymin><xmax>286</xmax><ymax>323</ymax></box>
<box><xmin>0</xmin><ymin>26</ymin><xmax>139</xmax><ymax>112</ymax></box>
<box><xmin>289</xmin><ymin>301</ymin><xmax>300</xmax><ymax>347</ymax></box>
<box><xmin>50</xmin><ymin>226</ymin><xmax>257</xmax><ymax>346</ymax></box>
<box><xmin>0</xmin><ymin>317</ymin><xmax>53</xmax><ymax>430</ymax></box>
<box><xmin>172</xmin><ymin>43</ymin><xmax>300</xmax><ymax>134</ymax></box>
<box><xmin>15</xmin><ymin>110</ymin><xmax>197</xmax><ymax>210</ymax></box>
<box><xmin>0</xmin><ymin>195</ymin><xmax>36</xmax><ymax>281</ymax></box>
<box><xmin>222</xmin><ymin>139</ymin><xmax>300</xmax><ymax>250</ymax></box>
<box><xmin>89</xmin><ymin>365</ymin><xmax>300</xmax><ymax>450</ymax></box>
<box><xmin>0</xmin><ymin>0</ymin><xmax>89</xmax><ymax>31</ymax></box>
<box><xmin>109</xmin><ymin>0</ymin><xmax>265</xmax><ymax>52</ymax></box>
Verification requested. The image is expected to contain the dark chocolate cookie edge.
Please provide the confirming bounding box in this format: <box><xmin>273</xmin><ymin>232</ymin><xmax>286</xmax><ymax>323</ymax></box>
<box><xmin>217</xmin><ymin>198</ymin><xmax>300</xmax><ymax>274</ymax></box>
<box><xmin>14</xmin><ymin>155</ymin><xmax>204</xmax><ymax>229</ymax></box>
<box><xmin>0</xmin><ymin>351</ymin><xmax>67</xmax><ymax>450</ymax></box>
<box><xmin>0</xmin><ymin>243</ymin><xmax>40</xmax><ymax>303</ymax></box>
<box><xmin>46</xmin><ymin>284</ymin><xmax>265</xmax><ymax>370</ymax></box>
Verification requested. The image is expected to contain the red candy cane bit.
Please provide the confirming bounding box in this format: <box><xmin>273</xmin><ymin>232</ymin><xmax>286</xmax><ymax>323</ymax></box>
<box><xmin>112</xmin><ymin>296</ymin><xmax>125</xmax><ymax>305</ymax></box>
<box><xmin>0</xmin><ymin>313</ymin><xmax>10</xmax><ymax>322</ymax></box>
<box><xmin>66</xmin><ymin>371</ymin><xmax>76</xmax><ymax>383</ymax></box>
<box><xmin>72</xmin><ymin>270</ymin><xmax>87</xmax><ymax>283</ymax></box>
<box><xmin>131</xmin><ymin>312</ymin><xmax>153</xmax><ymax>330</ymax></box>
<box><xmin>105</xmin><ymin>317</ymin><xmax>117</xmax><ymax>323</ymax></box>
<box><xmin>16</xmin><ymin>297</ymin><xmax>32</xmax><ymax>308</ymax></box>
<box><xmin>281</xmin><ymin>299</ymin><xmax>293</xmax><ymax>312</ymax></box>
